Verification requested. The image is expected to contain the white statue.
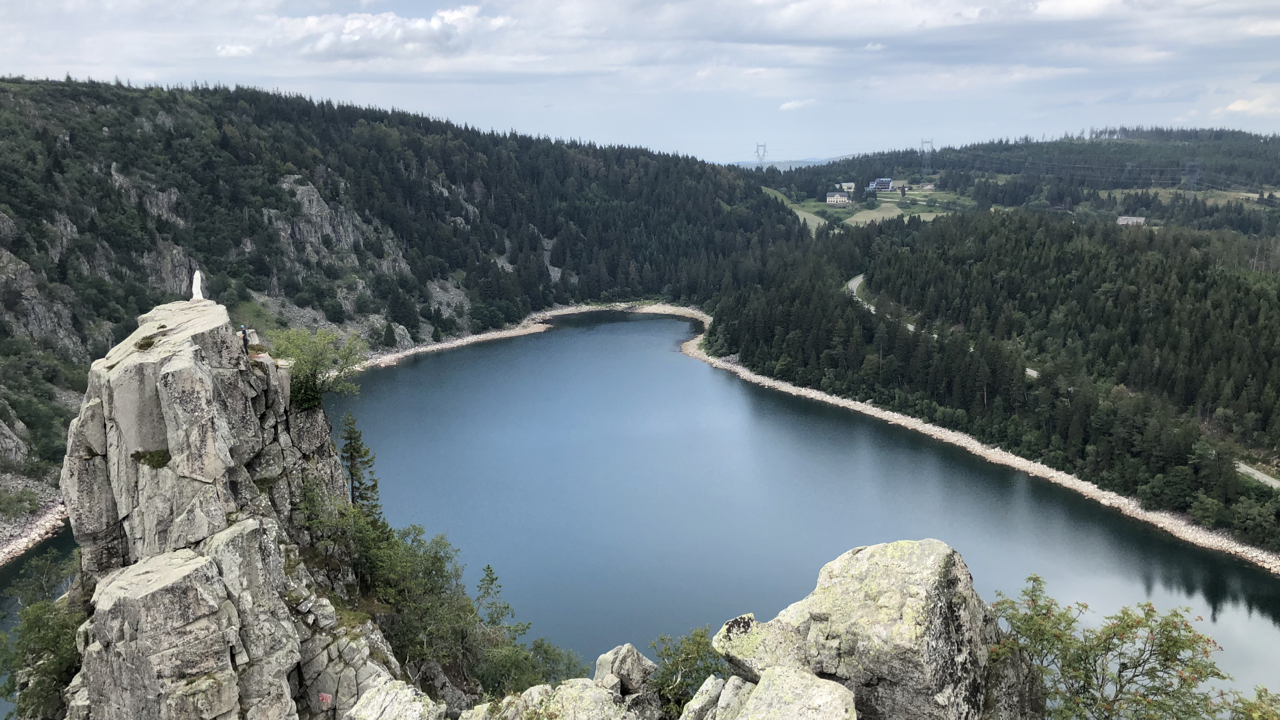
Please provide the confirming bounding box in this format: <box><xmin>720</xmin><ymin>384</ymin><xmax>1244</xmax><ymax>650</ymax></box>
<box><xmin>192</xmin><ymin>270</ymin><xmax>204</xmax><ymax>300</ymax></box>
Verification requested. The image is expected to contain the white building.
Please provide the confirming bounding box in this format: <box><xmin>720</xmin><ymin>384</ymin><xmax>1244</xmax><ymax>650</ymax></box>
<box><xmin>826</xmin><ymin>192</ymin><xmax>851</xmax><ymax>206</ymax></box>
<box><xmin>1117</xmin><ymin>216</ymin><xmax>1146</xmax><ymax>226</ymax></box>
<box><xmin>867</xmin><ymin>178</ymin><xmax>894</xmax><ymax>193</ymax></box>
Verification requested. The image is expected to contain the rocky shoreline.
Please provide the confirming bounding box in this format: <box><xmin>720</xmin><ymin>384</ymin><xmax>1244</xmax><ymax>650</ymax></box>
<box><xmin>0</xmin><ymin>501</ymin><xmax>68</xmax><ymax>569</ymax></box>
<box><xmin>356</xmin><ymin>302</ymin><xmax>709</xmax><ymax>370</ymax></box>
<box><xmin>358</xmin><ymin>301</ymin><xmax>1280</xmax><ymax>580</ymax></box>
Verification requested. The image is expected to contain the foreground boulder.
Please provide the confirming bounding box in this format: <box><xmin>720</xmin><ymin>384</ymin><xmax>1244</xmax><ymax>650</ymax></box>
<box><xmin>710</xmin><ymin>539</ymin><xmax>1027</xmax><ymax>720</ymax></box>
<box><xmin>59</xmin><ymin>299</ymin><xmax>442</xmax><ymax>720</ymax></box>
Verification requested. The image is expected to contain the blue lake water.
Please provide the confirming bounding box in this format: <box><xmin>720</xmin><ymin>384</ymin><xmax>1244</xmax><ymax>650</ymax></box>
<box><xmin>327</xmin><ymin>313</ymin><xmax>1280</xmax><ymax>691</ymax></box>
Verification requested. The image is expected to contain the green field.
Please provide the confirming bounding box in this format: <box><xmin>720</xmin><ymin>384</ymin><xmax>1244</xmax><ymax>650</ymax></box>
<box><xmin>846</xmin><ymin>204</ymin><xmax>902</xmax><ymax>225</ymax></box>
<box><xmin>762</xmin><ymin>186</ymin><xmax>829</xmax><ymax>227</ymax></box>
<box><xmin>763</xmin><ymin>185</ymin><xmax>962</xmax><ymax>229</ymax></box>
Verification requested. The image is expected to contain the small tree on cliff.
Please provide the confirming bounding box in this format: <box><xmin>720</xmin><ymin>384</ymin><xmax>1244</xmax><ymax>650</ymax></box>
<box><xmin>340</xmin><ymin>412</ymin><xmax>381</xmax><ymax>513</ymax></box>
<box><xmin>269</xmin><ymin>328</ymin><xmax>367</xmax><ymax>410</ymax></box>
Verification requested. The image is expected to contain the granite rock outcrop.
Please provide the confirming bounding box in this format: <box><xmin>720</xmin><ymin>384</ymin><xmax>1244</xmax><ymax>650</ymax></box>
<box><xmin>706</xmin><ymin>539</ymin><xmax>1029</xmax><ymax>720</ymax></box>
<box><xmin>58</xmin><ymin>299</ymin><xmax>442</xmax><ymax>720</ymax></box>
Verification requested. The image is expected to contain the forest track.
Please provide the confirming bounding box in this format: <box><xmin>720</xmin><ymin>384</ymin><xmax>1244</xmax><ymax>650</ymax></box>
<box><xmin>1237</xmin><ymin>462</ymin><xmax>1280</xmax><ymax>489</ymax></box>
<box><xmin>844</xmin><ymin>274</ymin><xmax>1040</xmax><ymax>378</ymax></box>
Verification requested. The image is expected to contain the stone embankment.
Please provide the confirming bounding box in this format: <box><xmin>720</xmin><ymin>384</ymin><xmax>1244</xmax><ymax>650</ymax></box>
<box><xmin>357</xmin><ymin>302</ymin><xmax>709</xmax><ymax>370</ymax></box>
<box><xmin>57</xmin><ymin>299</ymin><xmax>442</xmax><ymax>720</ymax></box>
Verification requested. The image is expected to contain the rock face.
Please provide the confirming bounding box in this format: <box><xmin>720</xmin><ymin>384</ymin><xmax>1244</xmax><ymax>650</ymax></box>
<box><xmin>59</xmin><ymin>299</ymin><xmax>442</xmax><ymax>720</ymax></box>
<box><xmin>711</xmin><ymin>540</ymin><xmax>1028</xmax><ymax>720</ymax></box>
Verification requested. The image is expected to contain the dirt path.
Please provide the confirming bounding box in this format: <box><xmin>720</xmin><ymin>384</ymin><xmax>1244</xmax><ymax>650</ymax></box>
<box><xmin>1238</xmin><ymin>462</ymin><xmax>1280</xmax><ymax>490</ymax></box>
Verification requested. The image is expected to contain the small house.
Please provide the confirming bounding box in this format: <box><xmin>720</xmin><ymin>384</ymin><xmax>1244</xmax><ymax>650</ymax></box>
<box><xmin>826</xmin><ymin>192</ymin><xmax>851</xmax><ymax>206</ymax></box>
<box><xmin>1117</xmin><ymin>216</ymin><xmax>1146</xmax><ymax>226</ymax></box>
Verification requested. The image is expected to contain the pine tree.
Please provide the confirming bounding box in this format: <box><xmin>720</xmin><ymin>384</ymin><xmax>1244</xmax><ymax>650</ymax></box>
<box><xmin>339</xmin><ymin>412</ymin><xmax>380</xmax><ymax>513</ymax></box>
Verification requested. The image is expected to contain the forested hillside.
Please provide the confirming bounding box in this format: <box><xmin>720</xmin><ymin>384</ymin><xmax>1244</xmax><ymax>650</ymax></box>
<box><xmin>0</xmin><ymin>77</ymin><xmax>801</xmax><ymax>480</ymax></box>
<box><xmin>706</xmin><ymin>212</ymin><xmax>1280</xmax><ymax>552</ymax></box>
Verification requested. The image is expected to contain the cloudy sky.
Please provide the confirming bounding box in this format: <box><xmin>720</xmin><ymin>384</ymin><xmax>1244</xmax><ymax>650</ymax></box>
<box><xmin>2</xmin><ymin>0</ymin><xmax>1279</xmax><ymax>162</ymax></box>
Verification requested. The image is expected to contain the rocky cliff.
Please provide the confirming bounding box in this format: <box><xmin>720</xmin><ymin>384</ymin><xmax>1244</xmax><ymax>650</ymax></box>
<box><xmin>58</xmin><ymin>298</ymin><xmax>443</xmax><ymax>720</ymax></box>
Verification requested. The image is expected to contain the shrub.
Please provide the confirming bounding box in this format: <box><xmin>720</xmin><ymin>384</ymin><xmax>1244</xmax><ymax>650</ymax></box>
<box><xmin>0</xmin><ymin>488</ymin><xmax>38</xmax><ymax>518</ymax></box>
<box><xmin>0</xmin><ymin>600</ymin><xmax>85</xmax><ymax>719</ymax></box>
<box><xmin>269</xmin><ymin>328</ymin><xmax>367</xmax><ymax>410</ymax></box>
<box><xmin>649</xmin><ymin>627</ymin><xmax>727</xmax><ymax>719</ymax></box>
<box><xmin>990</xmin><ymin>575</ymin><xmax>1280</xmax><ymax>719</ymax></box>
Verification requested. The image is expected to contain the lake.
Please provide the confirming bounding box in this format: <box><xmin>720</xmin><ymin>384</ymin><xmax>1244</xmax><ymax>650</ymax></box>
<box><xmin>326</xmin><ymin>313</ymin><xmax>1280</xmax><ymax>691</ymax></box>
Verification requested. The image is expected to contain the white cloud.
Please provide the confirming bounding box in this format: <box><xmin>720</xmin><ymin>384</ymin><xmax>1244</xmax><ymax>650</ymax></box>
<box><xmin>215</xmin><ymin>44</ymin><xmax>253</xmax><ymax>57</ymax></box>
<box><xmin>779</xmin><ymin>98</ymin><xmax>816</xmax><ymax>111</ymax></box>
<box><xmin>1034</xmin><ymin>0</ymin><xmax>1122</xmax><ymax>20</ymax></box>
<box><xmin>262</xmin><ymin>8</ymin><xmax>510</xmax><ymax>61</ymax></box>
<box><xmin>864</xmin><ymin>42</ymin><xmax>885</xmax><ymax>51</ymax></box>
<box><xmin>1221</xmin><ymin>94</ymin><xmax>1280</xmax><ymax>116</ymax></box>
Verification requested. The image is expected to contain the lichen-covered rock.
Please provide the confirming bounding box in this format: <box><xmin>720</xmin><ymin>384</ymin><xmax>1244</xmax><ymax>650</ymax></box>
<box><xmin>343</xmin><ymin>674</ymin><xmax>446</xmax><ymax>720</ymax></box>
<box><xmin>594</xmin><ymin>643</ymin><xmax>657</xmax><ymax>695</ymax></box>
<box><xmin>75</xmin><ymin>549</ymin><xmax>239</xmax><ymax>720</ymax></box>
<box><xmin>713</xmin><ymin>539</ymin><xmax>1005</xmax><ymax>720</ymax></box>
<box><xmin>715</xmin><ymin>676</ymin><xmax>756</xmax><ymax>720</ymax></box>
<box><xmin>678</xmin><ymin>676</ymin><xmax>725</xmax><ymax>720</ymax></box>
<box><xmin>543</xmin><ymin>679</ymin><xmax>627</xmax><ymax>720</ymax></box>
<box><xmin>736</xmin><ymin>667</ymin><xmax>855</xmax><ymax>720</ymax></box>
<box><xmin>59</xmin><ymin>299</ymin><xmax>437</xmax><ymax>720</ymax></box>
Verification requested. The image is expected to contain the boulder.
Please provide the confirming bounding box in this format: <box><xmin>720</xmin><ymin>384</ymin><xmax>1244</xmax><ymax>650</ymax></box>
<box><xmin>544</xmin><ymin>679</ymin><xmax>627</xmax><ymax>720</ymax></box>
<box><xmin>715</xmin><ymin>676</ymin><xmax>757</xmax><ymax>720</ymax></box>
<box><xmin>75</xmin><ymin>550</ymin><xmax>239</xmax><ymax>720</ymax></box>
<box><xmin>594</xmin><ymin>643</ymin><xmax>657</xmax><ymax>695</ymax></box>
<box><xmin>678</xmin><ymin>676</ymin><xmax>725</xmax><ymax>720</ymax></box>
<box><xmin>736</xmin><ymin>667</ymin><xmax>856</xmax><ymax>720</ymax></box>
<box><xmin>344</xmin><ymin>673</ymin><xmax>446</xmax><ymax>720</ymax></box>
<box><xmin>713</xmin><ymin>540</ymin><xmax>1000</xmax><ymax>720</ymax></box>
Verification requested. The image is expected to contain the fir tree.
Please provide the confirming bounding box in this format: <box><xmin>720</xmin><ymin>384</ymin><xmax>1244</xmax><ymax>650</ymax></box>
<box><xmin>339</xmin><ymin>412</ymin><xmax>380</xmax><ymax>513</ymax></box>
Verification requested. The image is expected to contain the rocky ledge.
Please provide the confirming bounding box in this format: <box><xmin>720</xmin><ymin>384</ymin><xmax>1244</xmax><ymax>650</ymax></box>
<box><xmin>53</xmin><ymin>299</ymin><xmax>1033</xmax><ymax>720</ymax></box>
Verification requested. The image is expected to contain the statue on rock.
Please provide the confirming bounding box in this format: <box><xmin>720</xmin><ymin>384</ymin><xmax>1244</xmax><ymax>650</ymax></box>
<box><xmin>191</xmin><ymin>269</ymin><xmax>203</xmax><ymax>300</ymax></box>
